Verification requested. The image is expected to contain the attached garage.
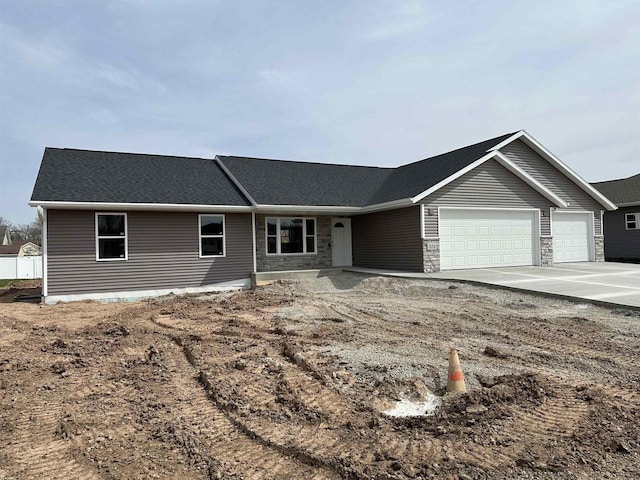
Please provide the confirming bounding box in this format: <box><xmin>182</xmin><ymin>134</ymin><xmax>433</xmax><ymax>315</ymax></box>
<box><xmin>439</xmin><ymin>208</ymin><xmax>538</xmax><ymax>270</ymax></box>
<box><xmin>552</xmin><ymin>211</ymin><xmax>593</xmax><ymax>263</ymax></box>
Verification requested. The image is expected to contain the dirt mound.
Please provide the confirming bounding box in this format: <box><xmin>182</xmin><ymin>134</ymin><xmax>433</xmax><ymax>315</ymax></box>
<box><xmin>0</xmin><ymin>273</ymin><xmax>638</xmax><ymax>479</ymax></box>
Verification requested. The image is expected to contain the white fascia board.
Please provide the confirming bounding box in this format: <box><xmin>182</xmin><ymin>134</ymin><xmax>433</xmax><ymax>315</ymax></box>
<box><xmin>617</xmin><ymin>201</ymin><xmax>640</xmax><ymax>207</ymax></box>
<box><xmin>256</xmin><ymin>204</ymin><xmax>361</xmax><ymax>214</ymax></box>
<box><xmin>214</xmin><ymin>156</ymin><xmax>258</xmax><ymax>206</ymax></box>
<box><xmin>359</xmin><ymin>197</ymin><xmax>414</xmax><ymax>213</ymax></box>
<box><xmin>487</xmin><ymin>130</ymin><xmax>525</xmax><ymax>152</ymax></box>
<box><xmin>491</xmin><ymin>130</ymin><xmax>617</xmax><ymax>211</ymax></box>
<box><xmin>410</xmin><ymin>151</ymin><xmax>498</xmax><ymax>203</ymax></box>
<box><xmin>29</xmin><ymin>201</ymin><xmax>254</xmax><ymax>212</ymax></box>
<box><xmin>493</xmin><ymin>151</ymin><xmax>568</xmax><ymax>207</ymax></box>
<box><xmin>255</xmin><ymin>198</ymin><xmax>414</xmax><ymax>215</ymax></box>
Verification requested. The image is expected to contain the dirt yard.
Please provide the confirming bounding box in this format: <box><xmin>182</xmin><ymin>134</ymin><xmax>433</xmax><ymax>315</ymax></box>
<box><xmin>0</xmin><ymin>273</ymin><xmax>638</xmax><ymax>479</ymax></box>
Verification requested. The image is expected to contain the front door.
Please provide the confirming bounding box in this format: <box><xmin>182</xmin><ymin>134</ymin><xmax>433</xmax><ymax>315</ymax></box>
<box><xmin>331</xmin><ymin>218</ymin><xmax>352</xmax><ymax>267</ymax></box>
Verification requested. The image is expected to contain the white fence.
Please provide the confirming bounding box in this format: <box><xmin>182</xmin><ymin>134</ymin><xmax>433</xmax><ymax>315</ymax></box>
<box><xmin>0</xmin><ymin>256</ymin><xmax>43</xmax><ymax>280</ymax></box>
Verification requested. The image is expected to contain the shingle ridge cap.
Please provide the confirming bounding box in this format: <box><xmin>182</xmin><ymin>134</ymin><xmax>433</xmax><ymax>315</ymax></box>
<box><xmin>46</xmin><ymin>147</ymin><xmax>215</xmax><ymax>162</ymax></box>
<box><xmin>219</xmin><ymin>154</ymin><xmax>394</xmax><ymax>170</ymax></box>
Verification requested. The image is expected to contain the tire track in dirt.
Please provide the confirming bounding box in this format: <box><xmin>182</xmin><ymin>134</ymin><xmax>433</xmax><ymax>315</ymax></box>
<box><xmin>157</xmin><ymin>338</ymin><xmax>340</xmax><ymax>480</ymax></box>
<box><xmin>3</xmin><ymin>388</ymin><xmax>102</xmax><ymax>480</ymax></box>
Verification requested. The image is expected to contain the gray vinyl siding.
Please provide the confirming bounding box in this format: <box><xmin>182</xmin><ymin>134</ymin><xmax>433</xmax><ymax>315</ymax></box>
<box><xmin>500</xmin><ymin>139</ymin><xmax>602</xmax><ymax>234</ymax></box>
<box><xmin>420</xmin><ymin>159</ymin><xmax>553</xmax><ymax>237</ymax></box>
<box><xmin>46</xmin><ymin>210</ymin><xmax>253</xmax><ymax>296</ymax></box>
<box><xmin>602</xmin><ymin>206</ymin><xmax>640</xmax><ymax>259</ymax></box>
<box><xmin>352</xmin><ymin>206</ymin><xmax>423</xmax><ymax>271</ymax></box>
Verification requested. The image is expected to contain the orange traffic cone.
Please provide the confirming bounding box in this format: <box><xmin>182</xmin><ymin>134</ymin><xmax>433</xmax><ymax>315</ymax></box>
<box><xmin>446</xmin><ymin>348</ymin><xmax>467</xmax><ymax>394</ymax></box>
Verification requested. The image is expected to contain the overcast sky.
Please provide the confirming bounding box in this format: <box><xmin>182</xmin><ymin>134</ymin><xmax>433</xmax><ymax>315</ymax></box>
<box><xmin>1</xmin><ymin>0</ymin><xmax>638</xmax><ymax>224</ymax></box>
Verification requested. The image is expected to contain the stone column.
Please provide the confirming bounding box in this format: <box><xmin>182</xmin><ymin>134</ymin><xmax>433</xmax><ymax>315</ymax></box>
<box><xmin>594</xmin><ymin>236</ymin><xmax>605</xmax><ymax>262</ymax></box>
<box><xmin>423</xmin><ymin>239</ymin><xmax>440</xmax><ymax>273</ymax></box>
<box><xmin>540</xmin><ymin>237</ymin><xmax>553</xmax><ymax>266</ymax></box>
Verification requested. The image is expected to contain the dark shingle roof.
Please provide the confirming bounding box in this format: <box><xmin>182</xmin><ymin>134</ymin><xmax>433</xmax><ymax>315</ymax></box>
<box><xmin>31</xmin><ymin>132</ymin><xmax>518</xmax><ymax>207</ymax></box>
<box><xmin>31</xmin><ymin>148</ymin><xmax>251</xmax><ymax>206</ymax></box>
<box><xmin>219</xmin><ymin>132</ymin><xmax>516</xmax><ymax>206</ymax></box>
<box><xmin>218</xmin><ymin>156</ymin><xmax>392</xmax><ymax>206</ymax></box>
<box><xmin>366</xmin><ymin>132</ymin><xmax>516</xmax><ymax>204</ymax></box>
<box><xmin>592</xmin><ymin>174</ymin><xmax>640</xmax><ymax>205</ymax></box>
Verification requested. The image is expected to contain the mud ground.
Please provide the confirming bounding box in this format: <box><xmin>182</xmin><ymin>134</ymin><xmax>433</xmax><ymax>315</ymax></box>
<box><xmin>0</xmin><ymin>273</ymin><xmax>638</xmax><ymax>479</ymax></box>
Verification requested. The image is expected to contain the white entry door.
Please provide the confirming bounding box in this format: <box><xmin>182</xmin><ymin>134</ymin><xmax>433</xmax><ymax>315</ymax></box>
<box><xmin>439</xmin><ymin>209</ymin><xmax>537</xmax><ymax>270</ymax></box>
<box><xmin>331</xmin><ymin>218</ymin><xmax>352</xmax><ymax>267</ymax></box>
<box><xmin>553</xmin><ymin>212</ymin><xmax>592</xmax><ymax>263</ymax></box>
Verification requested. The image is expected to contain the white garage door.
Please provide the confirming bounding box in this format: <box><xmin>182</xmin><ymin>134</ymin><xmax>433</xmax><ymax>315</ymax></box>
<box><xmin>439</xmin><ymin>209</ymin><xmax>537</xmax><ymax>270</ymax></box>
<box><xmin>553</xmin><ymin>212</ymin><xmax>591</xmax><ymax>263</ymax></box>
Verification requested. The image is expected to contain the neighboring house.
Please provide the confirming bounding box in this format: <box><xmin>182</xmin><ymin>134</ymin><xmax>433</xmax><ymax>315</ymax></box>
<box><xmin>30</xmin><ymin>130</ymin><xmax>616</xmax><ymax>303</ymax></box>
<box><xmin>0</xmin><ymin>225</ymin><xmax>12</xmax><ymax>245</ymax></box>
<box><xmin>592</xmin><ymin>174</ymin><xmax>640</xmax><ymax>260</ymax></box>
<box><xmin>0</xmin><ymin>242</ymin><xmax>42</xmax><ymax>257</ymax></box>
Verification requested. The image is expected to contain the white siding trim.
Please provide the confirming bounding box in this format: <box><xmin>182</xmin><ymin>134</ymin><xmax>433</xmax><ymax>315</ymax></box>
<box><xmin>491</xmin><ymin>131</ymin><xmax>617</xmax><ymax>211</ymax></box>
<box><xmin>31</xmin><ymin>201</ymin><xmax>254</xmax><ymax>212</ymax></box>
<box><xmin>492</xmin><ymin>152</ymin><xmax>568</xmax><ymax>207</ymax></box>
<box><xmin>251</xmin><ymin>212</ymin><xmax>257</xmax><ymax>273</ymax></box>
<box><xmin>95</xmin><ymin>212</ymin><xmax>128</xmax><ymax>262</ymax></box>
<box><xmin>487</xmin><ymin>131</ymin><xmax>526</xmax><ymax>152</ymax></box>
<box><xmin>198</xmin><ymin>214</ymin><xmax>226</xmax><ymax>258</ymax></box>
<box><xmin>42</xmin><ymin>208</ymin><xmax>48</xmax><ymax>298</ymax></box>
<box><xmin>420</xmin><ymin>204</ymin><xmax>425</xmax><ymax>239</ymax></box>
<box><xmin>411</xmin><ymin>151</ymin><xmax>497</xmax><ymax>203</ymax></box>
<box><xmin>265</xmin><ymin>217</ymin><xmax>317</xmax><ymax>256</ymax></box>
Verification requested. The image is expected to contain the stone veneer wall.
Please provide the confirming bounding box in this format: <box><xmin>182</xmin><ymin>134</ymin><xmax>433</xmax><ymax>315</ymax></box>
<box><xmin>540</xmin><ymin>237</ymin><xmax>553</xmax><ymax>266</ymax></box>
<box><xmin>255</xmin><ymin>215</ymin><xmax>333</xmax><ymax>272</ymax></box>
<box><xmin>422</xmin><ymin>238</ymin><xmax>440</xmax><ymax>273</ymax></box>
<box><xmin>594</xmin><ymin>236</ymin><xmax>604</xmax><ymax>262</ymax></box>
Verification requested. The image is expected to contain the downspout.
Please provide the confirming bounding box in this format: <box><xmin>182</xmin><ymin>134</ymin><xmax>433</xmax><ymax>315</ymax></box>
<box><xmin>214</xmin><ymin>156</ymin><xmax>259</xmax><ymax>280</ymax></box>
<box><xmin>42</xmin><ymin>207</ymin><xmax>48</xmax><ymax>301</ymax></box>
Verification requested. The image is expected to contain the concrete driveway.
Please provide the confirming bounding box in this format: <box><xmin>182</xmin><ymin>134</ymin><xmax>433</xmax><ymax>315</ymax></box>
<box><xmin>427</xmin><ymin>262</ymin><xmax>640</xmax><ymax>309</ymax></box>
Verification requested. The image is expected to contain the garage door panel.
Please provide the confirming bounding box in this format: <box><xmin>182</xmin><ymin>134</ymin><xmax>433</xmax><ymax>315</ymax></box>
<box><xmin>440</xmin><ymin>209</ymin><xmax>537</xmax><ymax>270</ymax></box>
<box><xmin>553</xmin><ymin>213</ymin><xmax>591</xmax><ymax>263</ymax></box>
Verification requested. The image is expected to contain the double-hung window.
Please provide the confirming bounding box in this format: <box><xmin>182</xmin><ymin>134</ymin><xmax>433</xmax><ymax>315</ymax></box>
<box><xmin>266</xmin><ymin>217</ymin><xmax>316</xmax><ymax>255</ymax></box>
<box><xmin>96</xmin><ymin>213</ymin><xmax>127</xmax><ymax>261</ymax></box>
<box><xmin>626</xmin><ymin>213</ymin><xmax>639</xmax><ymax>230</ymax></box>
<box><xmin>199</xmin><ymin>214</ymin><xmax>225</xmax><ymax>257</ymax></box>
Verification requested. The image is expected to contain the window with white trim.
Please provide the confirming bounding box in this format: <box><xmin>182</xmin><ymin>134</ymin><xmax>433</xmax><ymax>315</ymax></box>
<box><xmin>626</xmin><ymin>213</ymin><xmax>639</xmax><ymax>230</ymax></box>
<box><xmin>96</xmin><ymin>213</ymin><xmax>127</xmax><ymax>261</ymax></box>
<box><xmin>199</xmin><ymin>214</ymin><xmax>225</xmax><ymax>257</ymax></box>
<box><xmin>266</xmin><ymin>217</ymin><xmax>316</xmax><ymax>255</ymax></box>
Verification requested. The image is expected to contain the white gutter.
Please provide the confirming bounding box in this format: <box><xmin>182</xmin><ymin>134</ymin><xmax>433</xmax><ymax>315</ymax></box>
<box><xmin>28</xmin><ymin>201</ymin><xmax>255</xmax><ymax>212</ymax></box>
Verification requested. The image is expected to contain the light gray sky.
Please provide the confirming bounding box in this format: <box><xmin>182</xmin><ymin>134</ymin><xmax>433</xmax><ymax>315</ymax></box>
<box><xmin>1</xmin><ymin>0</ymin><xmax>638</xmax><ymax>224</ymax></box>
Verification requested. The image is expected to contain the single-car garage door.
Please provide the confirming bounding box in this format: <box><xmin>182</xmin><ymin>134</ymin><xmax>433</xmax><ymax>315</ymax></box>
<box><xmin>552</xmin><ymin>212</ymin><xmax>592</xmax><ymax>263</ymax></box>
<box><xmin>439</xmin><ymin>209</ymin><xmax>537</xmax><ymax>270</ymax></box>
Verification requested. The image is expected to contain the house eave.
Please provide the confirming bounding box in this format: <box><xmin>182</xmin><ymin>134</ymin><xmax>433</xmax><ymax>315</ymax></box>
<box><xmin>28</xmin><ymin>201</ymin><xmax>255</xmax><ymax>212</ymax></box>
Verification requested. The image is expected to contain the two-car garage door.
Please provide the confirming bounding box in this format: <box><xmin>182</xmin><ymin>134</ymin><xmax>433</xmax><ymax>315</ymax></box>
<box><xmin>439</xmin><ymin>209</ymin><xmax>594</xmax><ymax>270</ymax></box>
<box><xmin>439</xmin><ymin>209</ymin><xmax>536</xmax><ymax>270</ymax></box>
